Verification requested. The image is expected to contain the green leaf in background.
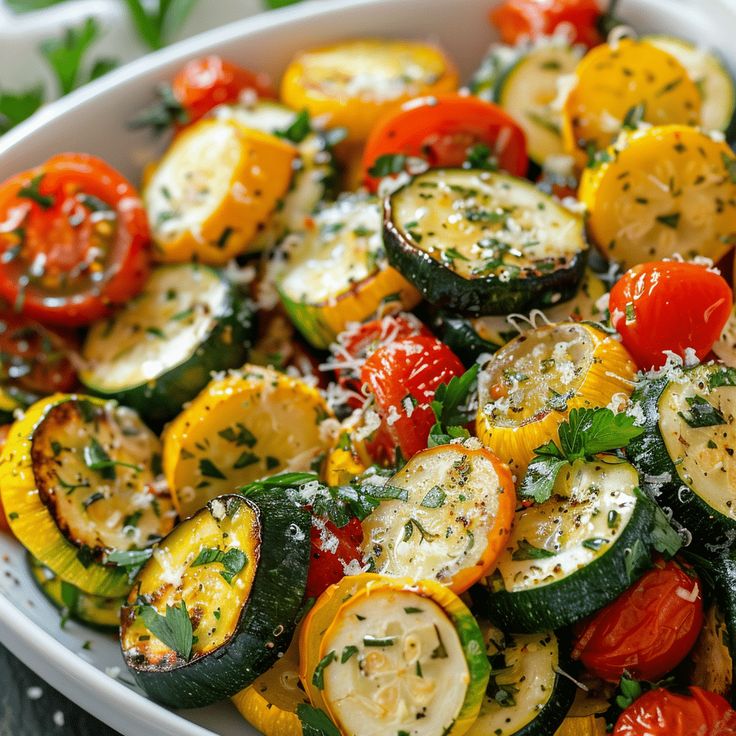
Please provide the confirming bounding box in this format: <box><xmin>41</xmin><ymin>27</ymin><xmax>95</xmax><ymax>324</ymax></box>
<box><xmin>123</xmin><ymin>0</ymin><xmax>198</xmax><ymax>50</ymax></box>
<box><xmin>6</xmin><ymin>0</ymin><xmax>71</xmax><ymax>12</ymax></box>
<box><xmin>89</xmin><ymin>57</ymin><xmax>119</xmax><ymax>81</ymax></box>
<box><xmin>264</xmin><ymin>0</ymin><xmax>306</xmax><ymax>7</ymax></box>
<box><xmin>0</xmin><ymin>87</ymin><xmax>44</xmax><ymax>134</ymax></box>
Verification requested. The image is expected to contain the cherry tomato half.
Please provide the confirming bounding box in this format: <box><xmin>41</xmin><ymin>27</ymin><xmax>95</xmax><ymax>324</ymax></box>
<box><xmin>331</xmin><ymin>313</ymin><xmax>430</xmax><ymax>409</ymax></box>
<box><xmin>361</xmin><ymin>94</ymin><xmax>528</xmax><ymax>192</ymax></box>
<box><xmin>0</xmin><ymin>154</ymin><xmax>150</xmax><ymax>326</ymax></box>
<box><xmin>573</xmin><ymin>559</ymin><xmax>703</xmax><ymax>682</ymax></box>
<box><xmin>305</xmin><ymin>517</ymin><xmax>364</xmax><ymax>600</ymax></box>
<box><xmin>0</xmin><ymin>312</ymin><xmax>78</xmax><ymax>395</ymax></box>
<box><xmin>360</xmin><ymin>335</ymin><xmax>465</xmax><ymax>460</ymax></box>
<box><xmin>172</xmin><ymin>55</ymin><xmax>275</xmax><ymax>126</ymax></box>
<box><xmin>609</xmin><ymin>261</ymin><xmax>733</xmax><ymax>370</ymax></box>
<box><xmin>490</xmin><ymin>0</ymin><xmax>603</xmax><ymax>48</ymax></box>
<box><xmin>613</xmin><ymin>687</ymin><xmax>736</xmax><ymax>736</ymax></box>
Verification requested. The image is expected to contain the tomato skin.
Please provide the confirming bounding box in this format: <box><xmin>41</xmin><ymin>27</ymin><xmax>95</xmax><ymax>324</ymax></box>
<box><xmin>609</xmin><ymin>261</ymin><xmax>733</xmax><ymax>370</ymax></box>
<box><xmin>172</xmin><ymin>55</ymin><xmax>275</xmax><ymax>125</ymax></box>
<box><xmin>0</xmin><ymin>313</ymin><xmax>78</xmax><ymax>394</ymax></box>
<box><xmin>332</xmin><ymin>314</ymin><xmax>430</xmax><ymax>409</ymax></box>
<box><xmin>490</xmin><ymin>0</ymin><xmax>603</xmax><ymax>48</ymax></box>
<box><xmin>0</xmin><ymin>153</ymin><xmax>150</xmax><ymax>326</ymax></box>
<box><xmin>305</xmin><ymin>517</ymin><xmax>364</xmax><ymax>600</ymax></box>
<box><xmin>613</xmin><ymin>687</ymin><xmax>736</xmax><ymax>736</ymax></box>
<box><xmin>361</xmin><ymin>94</ymin><xmax>528</xmax><ymax>192</ymax></box>
<box><xmin>360</xmin><ymin>335</ymin><xmax>465</xmax><ymax>459</ymax></box>
<box><xmin>573</xmin><ymin>560</ymin><xmax>703</xmax><ymax>682</ymax></box>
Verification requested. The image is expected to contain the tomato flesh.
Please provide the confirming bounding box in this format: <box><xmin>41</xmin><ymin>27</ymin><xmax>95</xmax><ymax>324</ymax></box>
<box><xmin>360</xmin><ymin>335</ymin><xmax>465</xmax><ymax>460</ymax></box>
<box><xmin>573</xmin><ymin>560</ymin><xmax>703</xmax><ymax>682</ymax></box>
<box><xmin>361</xmin><ymin>94</ymin><xmax>528</xmax><ymax>192</ymax></box>
<box><xmin>305</xmin><ymin>517</ymin><xmax>364</xmax><ymax>600</ymax></box>
<box><xmin>0</xmin><ymin>154</ymin><xmax>150</xmax><ymax>326</ymax></box>
<box><xmin>609</xmin><ymin>261</ymin><xmax>733</xmax><ymax>370</ymax></box>
<box><xmin>614</xmin><ymin>687</ymin><xmax>736</xmax><ymax>736</ymax></box>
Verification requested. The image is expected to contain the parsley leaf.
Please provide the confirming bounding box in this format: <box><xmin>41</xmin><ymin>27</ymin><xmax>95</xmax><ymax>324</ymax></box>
<box><xmin>106</xmin><ymin>548</ymin><xmax>152</xmax><ymax>568</ymax></box>
<box><xmin>0</xmin><ymin>87</ymin><xmax>44</xmax><ymax>134</ymax></box>
<box><xmin>519</xmin><ymin>455</ymin><xmax>568</xmax><ymax>504</ymax></box>
<box><xmin>191</xmin><ymin>546</ymin><xmax>247</xmax><ymax>584</ymax></box>
<box><xmin>17</xmin><ymin>174</ymin><xmax>54</xmax><ymax>209</ymax></box>
<box><xmin>428</xmin><ymin>364</ymin><xmax>479</xmax><ymax>446</ymax></box>
<box><xmin>83</xmin><ymin>437</ymin><xmax>142</xmax><ymax>479</ymax></box>
<box><xmin>7</xmin><ymin>0</ymin><xmax>71</xmax><ymax>10</ymax></box>
<box><xmin>129</xmin><ymin>84</ymin><xmax>188</xmax><ymax>134</ymax></box>
<box><xmin>512</xmin><ymin>538</ymin><xmax>556</xmax><ymax>560</ymax></box>
<box><xmin>622</xmin><ymin>102</ymin><xmax>646</xmax><ymax>130</ymax></box>
<box><xmin>464</xmin><ymin>143</ymin><xmax>498</xmax><ymax>171</ymax></box>
<box><xmin>40</xmin><ymin>18</ymin><xmax>101</xmax><ymax>95</ymax></box>
<box><xmin>122</xmin><ymin>0</ymin><xmax>198</xmax><ymax>50</ymax></box>
<box><xmin>276</xmin><ymin>109</ymin><xmax>311</xmax><ymax>144</ymax></box>
<box><xmin>367</xmin><ymin>153</ymin><xmax>407</xmax><ymax>179</ymax></box>
<box><xmin>296</xmin><ymin>704</ymin><xmax>340</xmax><ymax>736</ymax></box>
<box><xmin>140</xmin><ymin>601</ymin><xmax>193</xmax><ymax>660</ymax></box>
<box><xmin>678</xmin><ymin>394</ymin><xmax>726</xmax><ymax>428</ymax></box>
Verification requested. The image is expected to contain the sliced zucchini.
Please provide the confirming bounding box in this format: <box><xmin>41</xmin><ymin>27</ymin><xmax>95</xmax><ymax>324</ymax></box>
<box><xmin>232</xmin><ymin>631</ymin><xmax>308</xmax><ymax>736</ymax></box>
<box><xmin>28</xmin><ymin>555</ymin><xmax>123</xmax><ymax>631</ymax></box>
<box><xmin>473</xmin><ymin>457</ymin><xmax>664</xmax><ymax>632</ymax></box>
<box><xmin>0</xmin><ymin>395</ymin><xmax>174</xmax><ymax>597</ymax></box>
<box><xmin>121</xmin><ymin>491</ymin><xmax>310</xmax><ymax>708</ymax></box>
<box><xmin>562</xmin><ymin>39</ymin><xmax>701</xmax><ymax>163</ymax></box>
<box><xmin>470</xmin><ymin>43</ymin><xmax>520</xmax><ymax>102</ymax></box>
<box><xmin>213</xmin><ymin>101</ymin><xmax>337</xmax><ymax>253</ymax></box>
<box><xmin>162</xmin><ymin>364</ymin><xmax>334</xmax><ymax>519</ymax></box>
<box><xmin>476</xmin><ymin>322</ymin><xmax>636</xmax><ymax>477</ymax></box>
<box><xmin>80</xmin><ymin>265</ymin><xmax>254</xmax><ymax>426</ymax></box>
<box><xmin>496</xmin><ymin>42</ymin><xmax>583</xmax><ymax>165</ymax></box>
<box><xmin>579</xmin><ymin>125</ymin><xmax>736</xmax><ymax>269</ymax></box>
<box><xmin>690</xmin><ymin>602</ymin><xmax>733</xmax><ymax>700</ymax></box>
<box><xmin>280</xmin><ymin>39</ymin><xmax>459</xmax><ymax>143</ymax></box>
<box><xmin>432</xmin><ymin>267</ymin><xmax>607</xmax><ymax>363</ymax></box>
<box><xmin>467</xmin><ymin>621</ymin><xmax>575</xmax><ymax>736</ymax></box>
<box><xmin>628</xmin><ymin>362</ymin><xmax>736</xmax><ymax>549</ymax></box>
<box><xmin>300</xmin><ymin>573</ymin><xmax>489</xmax><ymax>736</ymax></box>
<box><xmin>644</xmin><ymin>35</ymin><xmax>736</xmax><ymax>132</ymax></box>
<box><xmin>144</xmin><ymin>119</ymin><xmax>296</xmax><ymax>264</ymax></box>
<box><xmin>361</xmin><ymin>443</ymin><xmax>515</xmax><ymax>594</ymax></box>
<box><xmin>384</xmin><ymin>169</ymin><xmax>588</xmax><ymax>316</ymax></box>
<box><xmin>277</xmin><ymin>194</ymin><xmax>420</xmax><ymax>349</ymax></box>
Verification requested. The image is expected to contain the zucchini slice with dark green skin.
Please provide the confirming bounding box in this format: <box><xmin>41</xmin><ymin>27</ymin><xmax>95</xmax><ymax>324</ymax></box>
<box><xmin>628</xmin><ymin>363</ymin><xmax>736</xmax><ymax>550</ymax></box>
<box><xmin>384</xmin><ymin>169</ymin><xmax>588</xmax><ymax>315</ymax></box>
<box><xmin>28</xmin><ymin>555</ymin><xmax>124</xmax><ymax>631</ymax></box>
<box><xmin>467</xmin><ymin>622</ymin><xmax>575</xmax><ymax>736</ymax></box>
<box><xmin>81</xmin><ymin>264</ymin><xmax>254</xmax><ymax>426</ymax></box>
<box><xmin>121</xmin><ymin>491</ymin><xmax>310</xmax><ymax>708</ymax></box>
<box><xmin>472</xmin><ymin>457</ymin><xmax>672</xmax><ymax>632</ymax></box>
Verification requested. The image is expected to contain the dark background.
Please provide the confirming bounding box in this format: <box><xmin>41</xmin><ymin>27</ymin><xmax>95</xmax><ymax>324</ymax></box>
<box><xmin>0</xmin><ymin>644</ymin><xmax>119</xmax><ymax>735</ymax></box>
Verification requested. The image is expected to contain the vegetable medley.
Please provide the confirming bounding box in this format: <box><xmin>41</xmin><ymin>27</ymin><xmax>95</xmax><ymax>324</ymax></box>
<box><xmin>4</xmin><ymin>1</ymin><xmax>736</xmax><ymax>735</ymax></box>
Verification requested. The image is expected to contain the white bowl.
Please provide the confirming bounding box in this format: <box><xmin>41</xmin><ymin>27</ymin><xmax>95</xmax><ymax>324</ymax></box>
<box><xmin>0</xmin><ymin>0</ymin><xmax>734</xmax><ymax>734</ymax></box>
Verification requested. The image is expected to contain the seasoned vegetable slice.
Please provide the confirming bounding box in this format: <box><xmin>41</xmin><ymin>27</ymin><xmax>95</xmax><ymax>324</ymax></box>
<box><xmin>280</xmin><ymin>39</ymin><xmax>458</xmax><ymax>143</ymax></box>
<box><xmin>473</xmin><ymin>458</ymin><xmax>666</xmax><ymax>632</ymax></box>
<box><xmin>0</xmin><ymin>395</ymin><xmax>173</xmax><ymax>597</ymax></box>
<box><xmin>562</xmin><ymin>39</ymin><xmax>701</xmax><ymax>161</ymax></box>
<box><xmin>300</xmin><ymin>573</ymin><xmax>489</xmax><ymax>736</ymax></box>
<box><xmin>162</xmin><ymin>365</ymin><xmax>334</xmax><ymax>519</ymax></box>
<box><xmin>144</xmin><ymin>119</ymin><xmax>296</xmax><ymax>264</ymax></box>
<box><xmin>81</xmin><ymin>264</ymin><xmax>254</xmax><ymax>425</ymax></box>
<box><xmin>277</xmin><ymin>195</ymin><xmax>419</xmax><ymax>348</ymax></box>
<box><xmin>690</xmin><ymin>603</ymin><xmax>733</xmax><ymax>701</ymax></box>
<box><xmin>476</xmin><ymin>322</ymin><xmax>636</xmax><ymax>477</ymax></box>
<box><xmin>579</xmin><ymin>125</ymin><xmax>736</xmax><ymax>269</ymax></box>
<box><xmin>121</xmin><ymin>491</ymin><xmax>310</xmax><ymax>708</ymax></box>
<box><xmin>361</xmin><ymin>443</ymin><xmax>515</xmax><ymax>593</ymax></box>
<box><xmin>384</xmin><ymin>168</ymin><xmax>588</xmax><ymax>315</ymax></box>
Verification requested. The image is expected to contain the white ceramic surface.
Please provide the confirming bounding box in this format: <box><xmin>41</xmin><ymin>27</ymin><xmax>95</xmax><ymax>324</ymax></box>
<box><xmin>0</xmin><ymin>0</ymin><xmax>735</xmax><ymax>734</ymax></box>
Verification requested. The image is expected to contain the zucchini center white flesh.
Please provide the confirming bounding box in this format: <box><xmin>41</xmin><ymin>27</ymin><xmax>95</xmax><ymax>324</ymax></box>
<box><xmin>479</xmin><ymin>322</ymin><xmax>594</xmax><ymax>427</ymax></box>
<box><xmin>278</xmin><ymin>196</ymin><xmax>383</xmax><ymax>305</ymax></box>
<box><xmin>82</xmin><ymin>265</ymin><xmax>229</xmax><ymax>391</ymax></box>
<box><xmin>390</xmin><ymin>169</ymin><xmax>584</xmax><ymax>281</ymax></box>
<box><xmin>659</xmin><ymin>367</ymin><xmax>736</xmax><ymax>520</ymax></box>
<box><xmin>362</xmin><ymin>447</ymin><xmax>500</xmax><ymax>585</ymax></box>
<box><xmin>321</xmin><ymin>588</ymin><xmax>469</xmax><ymax>736</ymax></box>
<box><xmin>32</xmin><ymin>400</ymin><xmax>173</xmax><ymax>552</ymax></box>
<box><xmin>469</xmin><ymin>622</ymin><xmax>559</xmax><ymax>736</ymax></box>
<box><xmin>497</xmin><ymin>458</ymin><xmax>638</xmax><ymax>593</ymax></box>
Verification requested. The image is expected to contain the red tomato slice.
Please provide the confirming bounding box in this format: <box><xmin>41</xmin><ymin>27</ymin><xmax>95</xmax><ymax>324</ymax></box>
<box><xmin>609</xmin><ymin>261</ymin><xmax>733</xmax><ymax>370</ymax></box>
<box><xmin>172</xmin><ymin>55</ymin><xmax>275</xmax><ymax>126</ymax></box>
<box><xmin>0</xmin><ymin>154</ymin><xmax>150</xmax><ymax>326</ymax></box>
<box><xmin>0</xmin><ymin>312</ymin><xmax>78</xmax><ymax>395</ymax></box>
<box><xmin>613</xmin><ymin>687</ymin><xmax>736</xmax><ymax>736</ymax></box>
<box><xmin>305</xmin><ymin>517</ymin><xmax>364</xmax><ymax>600</ymax></box>
<box><xmin>490</xmin><ymin>0</ymin><xmax>603</xmax><ymax>48</ymax></box>
<box><xmin>361</xmin><ymin>94</ymin><xmax>528</xmax><ymax>192</ymax></box>
<box><xmin>573</xmin><ymin>559</ymin><xmax>703</xmax><ymax>682</ymax></box>
<box><xmin>330</xmin><ymin>313</ymin><xmax>430</xmax><ymax>409</ymax></box>
<box><xmin>360</xmin><ymin>335</ymin><xmax>465</xmax><ymax>460</ymax></box>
